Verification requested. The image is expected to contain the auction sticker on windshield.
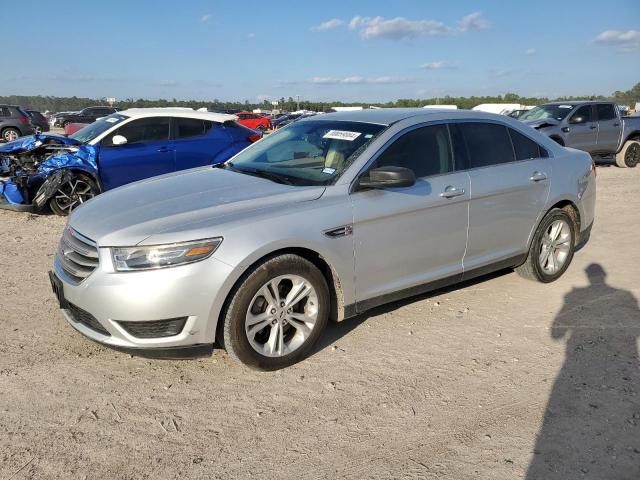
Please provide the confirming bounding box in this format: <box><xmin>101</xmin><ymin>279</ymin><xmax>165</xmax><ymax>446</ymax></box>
<box><xmin>323</xmin><ymin>130</ymin><xmax>361</xmax><ymax>141</ymax></box>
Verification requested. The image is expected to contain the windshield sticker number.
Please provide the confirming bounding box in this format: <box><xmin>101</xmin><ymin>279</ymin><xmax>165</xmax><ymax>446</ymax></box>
<box><xmin>322</xmin><ymin>167</ymin><xmax>336</xmax><ymax>174</ymax></box>
<box><xmin>323</xmin><ymin>130</ymin><xmax>361</xmax><ymax>141</ymax></box>
<box><xmin>105</xmin><ymin>117</ymin><xmax>119</xmax><ymax>123</ymax></box>
<box><xmin>559</xmin><ymin>105</ymin><xmax>573</xmax><ymax>109</ymax></box>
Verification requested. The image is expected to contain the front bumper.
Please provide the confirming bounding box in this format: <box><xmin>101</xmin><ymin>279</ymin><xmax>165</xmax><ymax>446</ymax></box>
<box><xmin>52</xmin><ymin>249</ymin><xmax>235</xmax><ymax>349</ymax></box>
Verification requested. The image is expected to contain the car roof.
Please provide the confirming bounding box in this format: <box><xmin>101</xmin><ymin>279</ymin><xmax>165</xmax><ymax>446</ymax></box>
<box><xmin>301</xmin><ymin>108</ymin><xmax>516</xmax><ymax>126</ymax></box>
<box><xmin>543</xmin><ymin>101</ymin><xmax>611</xmax><ymax>106</ymax></box>
<box><xmin>118</xmin><ymin>108</ymin><xmax>237</xmax><ymax>122</ymax></box>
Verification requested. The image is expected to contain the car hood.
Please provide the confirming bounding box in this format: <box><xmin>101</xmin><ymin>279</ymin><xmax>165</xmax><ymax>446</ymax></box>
<box><xmin>522</xmin><ymin>118</ymin><xmax>560</xmax><ymax>130</ymax></box>
<box><xmin>0</xmin><ymin>133</ymin><xmax>80</xmax><ymax>154</ymax></box>
<box><xmin>69</xmin><ymin>167</ymin><xmax>325</xmax><ymax>246</ymax></box>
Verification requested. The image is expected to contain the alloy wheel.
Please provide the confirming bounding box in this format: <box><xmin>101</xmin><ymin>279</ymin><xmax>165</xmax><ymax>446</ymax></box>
<box><xmin>4</xmin><ymin>130</ymin><xmax>18</xmax><ymax>142</ymax></box>
<box><xmin>625</xmin><ymin>142</ymin><xmax>640</xmax><ymax>167</ymax></box>
<box><xmin>538</xmin><ymin>219</ymin><xmax>572</xmax><ymax>275</ymax></box>
<box><xmin>52</xmin><ymin>178</ymin><xmax>95</xmax><ymax>213</ymax></box>
<box><xmin>245</xmin><ymin>274</ymin><xmax>319</xmax><ymax>357</ymax></box>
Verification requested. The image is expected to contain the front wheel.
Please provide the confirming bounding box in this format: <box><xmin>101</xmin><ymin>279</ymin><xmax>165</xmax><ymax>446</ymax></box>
<box><xmin>516</xmin><ymin>208</ymin><xmax>576</xmax><ymax>283</ymax></box>
<box><xmin>615</xmin><ymin>140</ymin><xmax>640</xmax><ymax>168</ymax></box>
<box><xmin>48</xmin><ymin>173</ymin><xmax>99</xmax><ymax>215</ymax></box>
<box><xmin>220</xmin><ymin>254</ymin><xmax>329</xmax><ymax>370</ymax></box>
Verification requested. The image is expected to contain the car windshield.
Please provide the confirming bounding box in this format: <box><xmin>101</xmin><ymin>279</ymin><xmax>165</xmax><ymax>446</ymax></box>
<box><xmin>520</xmin><ymin>104</ymin><xmax>575</xmax><ymax>121</ymax></box>
<box><xmin>69</xmin><ymin>114</ymin><xmax>128</xmax><ymax>144</ymax></box>
<box><xmin>223</xmin><ymin>120</ymin><xmax>385</xmax><ymax>186</ymax></box>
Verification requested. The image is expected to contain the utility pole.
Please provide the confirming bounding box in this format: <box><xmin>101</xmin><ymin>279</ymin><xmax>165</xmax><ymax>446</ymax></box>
<box><xmin>296</xmin><ymin>95</ymin><xmax>300</xmax><ymax>111</ymax></box>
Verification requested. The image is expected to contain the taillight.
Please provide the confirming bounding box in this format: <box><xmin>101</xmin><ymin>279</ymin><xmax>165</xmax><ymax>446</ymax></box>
<box><xmin>18</xmin><ymin>117</ymin><xmax>29</xmax><ymax>124</ymax></box>
<box><xmin>247</xmin><ymin>133</ymin><xmax>262</xmax><ymax>143</ymax></box>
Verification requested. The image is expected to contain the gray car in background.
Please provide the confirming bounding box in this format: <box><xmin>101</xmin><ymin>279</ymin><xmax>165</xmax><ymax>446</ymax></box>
<box><xmin>521</xmin><ymin>101</ymin><xmax>640</xmax><ymax>168</ymax></box>
<box><xmin>50</xmin><ymin>109</ymin><xmax>596</xmax><ymax>370</ymax></box>
<box><xmin>0</xmin><ymin>105</ymin><xmax>36</xmax><ymax>142</ymax></box>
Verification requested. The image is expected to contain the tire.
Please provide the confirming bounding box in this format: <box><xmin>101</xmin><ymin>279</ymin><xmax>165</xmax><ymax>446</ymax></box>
<box><xmin>516</xmin><ymin>208</ymin><xmax>576</xmax><ymax>283</ymax></box>
<box><xmin>1</xmin><ymin>127</ymin><xmax>20</xmax><ymax>142</ymax></box>
<box><xmin>48</xmin><ymin>173</ymin><xmax>99</xmax><ymax>216</ymax></box>
<box><xmin>221</xmin><ymin>254</ymin><xmax>330</xmax><ymax>370</ymax></box>
<box><xmin>615</xmin><ymin>140</ymin><xmax>640</xmax><ymax>168</ymax></box>
<box><xmin>62</xmin><ymin>120</ymin><xmax>72</xmax><ymax>128</ymax></box>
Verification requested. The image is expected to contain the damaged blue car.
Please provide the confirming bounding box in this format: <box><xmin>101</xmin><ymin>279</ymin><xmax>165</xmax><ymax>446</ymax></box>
<box><xmin>0</xmin><ymin>109</ymin><xmax>259</xmax><ymax>215</ymax></box>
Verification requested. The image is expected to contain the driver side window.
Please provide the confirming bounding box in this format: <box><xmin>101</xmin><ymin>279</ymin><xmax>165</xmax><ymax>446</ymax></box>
<box><xmin>570</xmin><ymin>105</ymin><xmax>593</xmax><ymax>124</ymax></box>
<box><xmin>103</xmin><ymin>117</ymin><xmax>171</xmax><ymax>146</ymax></box>
<box><xmin>374</xmin><ymin>124</ymin><xmax>453</xmax><ymax>178</ymax></box>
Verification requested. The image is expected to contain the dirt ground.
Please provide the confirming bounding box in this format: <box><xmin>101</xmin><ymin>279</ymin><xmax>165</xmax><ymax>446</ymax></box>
<box><xmin>1</xmin><ymin>164</ymin><xmax>638</xmax><ymax>480</ymax></box>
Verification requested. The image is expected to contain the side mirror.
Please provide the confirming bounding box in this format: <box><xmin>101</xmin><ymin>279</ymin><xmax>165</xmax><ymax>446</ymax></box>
<box><xmin>357</xmin><ymin>166</ymin><xmax>416</xmax><ymax>189</ymax></box>
<box><xmin>569</xmin><ymin>115</ymin><xmax>585</xmax><ymax>124</ymax></box>
<box><xmin>112</xmin><ymin>135</ymin><xmax>128</xmax><ymax>146</ymax></box>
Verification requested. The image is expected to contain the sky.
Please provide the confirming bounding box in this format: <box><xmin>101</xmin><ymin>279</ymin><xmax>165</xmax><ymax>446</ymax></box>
<box><xmin>2</xmin><ymin>0</ymin><xmax>639</xmax><ymax>103</ymax></box>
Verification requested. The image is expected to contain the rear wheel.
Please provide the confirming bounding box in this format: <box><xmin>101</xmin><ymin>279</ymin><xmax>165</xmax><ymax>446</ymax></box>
<box><xmin>221</xmin><ymin>254</ymin><xmax>329</xmax><ymax>370</ymax></box>
<box><xmin>516</xmin><ymin>209</ymin><xmax>576</xmax><ymax>283</ymax></box>
<box><xmin>48</xmin><ymin>173</ymin><xmax>98</xmax><ymax>216</ymax></box>
<box><xmin>615</xmin><ymin>140</ymin><xmax>640</xmax><ymax>168</ymax></box>
<box><xmin>1</xmin><ymin>127</ymin><xmax>20</xmax><ymax>142</ymax></box>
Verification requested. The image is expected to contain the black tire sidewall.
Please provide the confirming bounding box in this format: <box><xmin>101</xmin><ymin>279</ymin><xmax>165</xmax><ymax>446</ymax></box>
<box><xmin>530</xmin><ymin>209</ymin><xmax>576</xmax><ymax>283</ymax></box>
<box><xmin>223</xmin><ymin>255</ymin><xmax>329</xmax><ymax>370</ymax></box>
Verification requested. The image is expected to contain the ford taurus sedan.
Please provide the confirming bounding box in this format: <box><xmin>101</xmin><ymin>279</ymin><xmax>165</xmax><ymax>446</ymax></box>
<box><xmin>50</xmin><ymin>109</ymin><xmax>596</xmax><ymax>370</ymax></box>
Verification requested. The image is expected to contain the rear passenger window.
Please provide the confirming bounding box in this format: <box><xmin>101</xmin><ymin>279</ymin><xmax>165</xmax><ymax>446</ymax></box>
<box><xmin>0</xmin><ymin>107</ymin><xmax>9</xmax><ymax>117</ymax></box>
<box><xmin>459</xmin><ymin>123</ymin><xmax>515</xmax><ymax>168</ymax></box>
<box><xmin>375</xmin><ymin>124</ymin><xmax>453</xmax><ymax>178</ymax></box>
<box><xmin>176</xmin><ymin>118</ymin><xmax>205</xmax><ymax>139</ymax></box>
<box><xmin>596</xmin><ymin>104</ymin><xmax>616</xmax><ymax>121</ymax></box>
<box><xmin>509</xmin><ymin>128</ymin><xmax>541</xmax><ymax>160</ymax></box>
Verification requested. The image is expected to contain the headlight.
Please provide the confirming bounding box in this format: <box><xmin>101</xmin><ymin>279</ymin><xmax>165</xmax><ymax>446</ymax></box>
<box><xmin>111</xmin><ymin>238</ymin><xmax>222</xmax><ymax>271</ymax></box>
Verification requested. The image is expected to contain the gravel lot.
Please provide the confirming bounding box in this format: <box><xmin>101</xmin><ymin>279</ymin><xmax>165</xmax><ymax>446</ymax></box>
<box><xmin>1</xmin><ymin>164</ymin><xmax>638</xmax><ymax>479</ymax></box>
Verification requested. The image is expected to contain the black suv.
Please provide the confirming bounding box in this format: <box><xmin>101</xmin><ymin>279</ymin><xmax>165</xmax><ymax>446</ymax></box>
<box><xmin>53</xmin><ymin>106</ymin><xmax>119</xmax><ymax>127</ymax></box>
<box><xmin>0</xmin><ymin>105</ymin><xmax>35</xmax><ymax>142</ymax></box>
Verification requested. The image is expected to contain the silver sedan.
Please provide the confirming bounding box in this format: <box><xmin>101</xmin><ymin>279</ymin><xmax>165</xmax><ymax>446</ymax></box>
<box><xmin>50</xmin><ymin>109</ymin><xmax>596</xmax><ymax>370</ymax></box>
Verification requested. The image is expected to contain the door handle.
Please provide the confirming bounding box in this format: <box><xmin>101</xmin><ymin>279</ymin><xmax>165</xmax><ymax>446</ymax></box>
<box><xmin>157</xmin><ymin>147</ymin><xmax>172</xmax><ymax>153</ymax></box>
<box><xmin>440</xmin><ymin>186</ymin><xmax>465</xmax><ymax>198</ymax></box>
<box><xmin>613</xmin><ymin>122</ymin><xmax>620</xmax><ymax>127</ymax></box>
<box><xmin>530</xmin><ymin>171</ymin><xmax>547</xmax><ymax>182</ymax></box>
<box><xmin>589</xmin><ymin>125</ymin><xmax>597</xmax><ymax>130</ymax></box>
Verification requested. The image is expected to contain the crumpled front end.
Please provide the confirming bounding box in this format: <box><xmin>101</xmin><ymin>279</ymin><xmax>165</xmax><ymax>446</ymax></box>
<box><xmin>0</xmin><ymin>134</ymin><xmax>99</xmax><ymax>213</ymax></box>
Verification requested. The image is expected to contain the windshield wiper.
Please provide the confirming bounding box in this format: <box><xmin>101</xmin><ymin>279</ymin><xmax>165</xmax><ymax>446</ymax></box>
<box><xmin>221</xmin><ymin>163</ymin><xmax>295</xmax><ymax>185</ymax></box>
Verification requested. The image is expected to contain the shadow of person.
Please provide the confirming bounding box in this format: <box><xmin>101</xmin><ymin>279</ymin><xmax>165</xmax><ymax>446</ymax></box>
<box><xmin>526</xmin><ymin>264</ymin><xmax>640</xmax><ymax>479</ymax></box>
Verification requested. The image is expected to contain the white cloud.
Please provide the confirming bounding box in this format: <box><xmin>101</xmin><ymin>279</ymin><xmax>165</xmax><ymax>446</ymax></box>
<box><xmin>348</xmin><ymin>16</ymin><xmax>450</xmax><ymax>39</ymax></box>
<box><xmin>421</xmin><ymin>61</ymin><xmax>455</xmax><ymax>70</ymax></box>
<box><xmin>200</xmin><ymin>14</ymin><xmax>212</xmax><ymax>23</ymax></box>
<box><xmin>330</xmin><ymin>12</ymin><xmax>489</xmax><ymax>40</ymax></box>
<box><xmin>594</xmin><ymin>30</ymin><xmax>640</xmax><ymax>52</ymax></box>
<box><xmin>458</xmin><ymin>12</ymin><xmax>489</xmax><ymax>32</ymax></box>
<box><xmin>525</xmin><ymin>48</ymin><xmax>537</xmax><ymax>55</ymax></box>
<box><xmin>312</xmin><ymin>18</ymin><xmax>345</xmax><ymax>31</ymax></box>
<box><xmin>309</xmin><ymin>76</ymin><xmax>412</xmax><ymax>85</ymax></box>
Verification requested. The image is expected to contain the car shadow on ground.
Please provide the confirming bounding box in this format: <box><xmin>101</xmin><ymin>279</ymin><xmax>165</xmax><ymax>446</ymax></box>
<box><xmin>314</xmin><ymin>269</ymin><xmax>511</xmax><ymax>354</ymax></box>
<box><xmin>525</xmin><ymin>264</ymin><xmax>640</xmax><ymax>479</ymax></box>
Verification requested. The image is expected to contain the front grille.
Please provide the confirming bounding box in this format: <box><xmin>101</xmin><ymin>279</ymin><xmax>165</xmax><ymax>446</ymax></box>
<box><xmin>68</xmin><ymin>303</ymin><xmax>110</xmax><ymax>336</ymax></box>
<box><xmin>117</xmin><ymin>318</ymin><xmax>188</xmax><ymax>339</ymax></box>
<box><xmin>57</xmin><ymin>228</ymin><xmax>99</xmax><ymax>283</ymax></box>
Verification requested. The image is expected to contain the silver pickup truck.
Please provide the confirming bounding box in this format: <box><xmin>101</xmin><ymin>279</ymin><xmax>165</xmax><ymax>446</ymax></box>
<box><xmin>521</xmin><ymin>101</ymin><xmax>640</xmax><ymax>168</ymax></box>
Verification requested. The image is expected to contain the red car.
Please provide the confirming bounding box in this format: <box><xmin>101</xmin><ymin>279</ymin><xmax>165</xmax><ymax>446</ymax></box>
<box><xmin>63</xmin><ymin>122</ymin><xmax>88</xmax><ymax>136</ymax></box>
<box><xmin>235</xmin><ymin>112</ymin><xmax>271</xmax><ymax>131</ymax></box>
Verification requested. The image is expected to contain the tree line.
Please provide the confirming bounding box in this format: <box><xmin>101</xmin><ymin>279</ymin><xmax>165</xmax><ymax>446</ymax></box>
<box><xmin>1</xmin><ymin>83</ymin><xmax>638</xmax><ymax>113</ymax></box>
